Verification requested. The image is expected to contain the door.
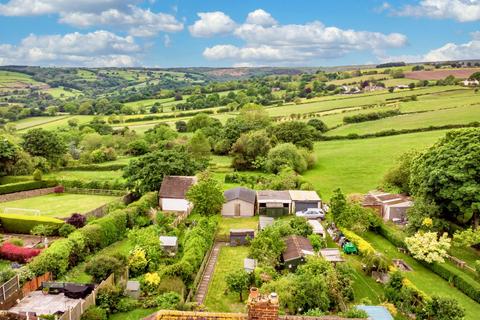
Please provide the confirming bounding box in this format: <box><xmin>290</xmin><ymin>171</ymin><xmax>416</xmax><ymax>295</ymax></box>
<box><xmin>295</xmin><ymin>201</ymin><xmax>318</xmax><ymax>212</ymax></box>
<box><xmin>234</xmin><ymin>203</ymin><xmax>241</xmax><ymax>216</ymax></box>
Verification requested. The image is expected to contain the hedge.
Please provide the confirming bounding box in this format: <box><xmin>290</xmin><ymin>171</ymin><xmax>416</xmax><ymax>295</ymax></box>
<box><xmin>424</xmin><ymin>261</ymin><xmax>480</xmax><ymax>303</ymax></box>
<box><xmin>0</xmin><ymin>180</ymin><xmax>57</xmax><ymax>195</ymax></box>
<box><xmin>0</xmin><ymin>214</ymin><xmax>64</xmax><ymax>234</ymax></box>
<box><xmin>62</xmin><ymin>164</ymin><xmax>126</xmax><ymax>171</ymax></box>
<box><xmin>341</xmin><ymin>229</ymin><xmax>375</xmax><ymax>256</ymax></box>
<box><xmin>59</xmin><ymin>179</ymin><xmax>126</xmax><ymax>191</ymax></box>
<box><xmin>343</xmin><ymin>109</ymin><xmax>401</xmax><ymax>124</ymax></box>
<box><xmin>27</xmin><ymin>192</ymin><xmax>158</xmax><ymax>277</ymax></box>
<box><xmin>376</xmin><ymin>223</ymin><xmax>406</xmax><ymax>248</ymax></box>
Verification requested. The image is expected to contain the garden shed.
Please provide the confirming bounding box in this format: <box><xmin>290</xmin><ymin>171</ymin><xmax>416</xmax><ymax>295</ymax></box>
<box><xmin>258</xmin><ymin>216</ymin><xmax>274</xmax><ymax>230</ymax></box>
<box><xmin>159</xmin><ymin>176</ymin><xmax>197</xmax><ymax>213</ymax></box>
<box><xmin>244</xmin><ymin>258</ymin><xmax>257</xmax><ymax>273</ymax></box>
<box><xmin>230</xmin><ymin>229</ymin><xmax>255</xmax><ymax>246</ymax></box>
<box><xmin>256</xmin><ymin>191</ymin><xmax>292</xmax><ymax>217</ymax></box>
<box><xmin>288</xmin><ymin>190</ymin><xmax>322</xmax><ymax>213</ymax></box>
<box><xmin>159</xmin><ymin>236</ymin><xmax>178</xmax><ymax>256</ymax></box>
<box><xmin>319</xmin><ymin>248</ymin><xmax>344</xmax><ymax>264</ymax></box>
<box><xmin>125</xmin><ymin>281</ymin><xmax>140</xmax><ymax>299</ymax></box>
<box><xmin>307</xmin><ymin>220</ymin><xmax>325</xmax><ymax>237</ymax></box>
<box><xmin>282</xmin><ymin>235</ymin><xmax>314</xmax><ymax>270</ymax></box>
<box><xmin>363</xmin><ymin>191</ymin><xmax>413</xmax><ymax>223</ymax></box>
<box><xmin>222</xmin><ymin>187</ymin><xmax>256</xmax><ymax>217</ymax></box>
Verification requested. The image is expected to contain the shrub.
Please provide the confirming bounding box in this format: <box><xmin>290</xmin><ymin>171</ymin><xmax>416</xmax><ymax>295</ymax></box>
<box><xmin>0</xmin><ymin>243</ymin><xmax>41</xmax><ymax>263</ymax></box>
<box><xmin>157</xmin><ymin>276</ymin><xmax>186</xmax><ymax>296</ymax></box>
<box><xmin>156</xmin><ymin>292</ymin><xmax>181</xmax><ymax>309</ymax></box>
<box><xmin>9</xmin><ymin>238</ymin><xmax>24</xmax><ymax>246</ymax></box>
<box><xmin>81</xmin><ymin>306</ymin><xmax>107</xmax><ymax>320</ymax></box>
<box><xmin>0</xmin><ymin>214</ymin><xmax>64</xmax><ymax>234</ymax></box>
<box><xmin>59</xmin><ymin>224</ymin><xmax>76</xmax><ymax>237</ymax></box>
<box><xmin>31</xmin><ymin>224</ymin><xmax>56</xmax><ymax>237</ymax></box>
<box><xmin>0</xmin><ymin>180</ymin><xmax>57</xmax><ymax>195</ymax></box>
<box><xmin>96</xmin><ymin>284</ymin><xmax>123</xmax><ymax>314</ymax></box>
<box><xmin>339</xmin><ymin>307</ymin><xmax>368</xmax><ymax>318</ymax></box>
<box><xmin>32</xmin><ymin>169</ymin><xmax>43</xmax><ymax>181</ymax></box>
<box><xmin>85</xmin><ymin>255</ymin><xmax>125</xmax><ymax>283</ymax></box>
<box><xmin>341</xmin><ymin>229</ymin><xmax>375</xmax><ymax>256</ymax></box>
<box><xmin>116</xmin><ymin>297</ymin><xmax>139</xmax><ymax>313</ymax></box>
<box><xmin>127</xmin><ymin>140</ymin><xmax>149</xmax><ymax>156</ymax></box>
<box><xmin>128</xmin><ymin>247</ymin><xmax>148</xmax><ymax>277</ymax></box>
<box><xmin>343</xmin><ymin>109</ymin><xmax>401</xmax><ymax>124</ymax></box>
<box><xmin>66</xmin><ymin>213</ymin><xmax>87</xmax><ymax>228</ymax></box>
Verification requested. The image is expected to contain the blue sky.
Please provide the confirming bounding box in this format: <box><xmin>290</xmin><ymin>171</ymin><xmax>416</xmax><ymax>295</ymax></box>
<box><xmin>0</xmin><ymin>0</ymin><xmax>479</xmax><ymax>67</ymax></box>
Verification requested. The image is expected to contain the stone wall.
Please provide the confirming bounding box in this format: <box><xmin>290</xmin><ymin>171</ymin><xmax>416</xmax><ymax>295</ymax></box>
<box><xmin>0</xmin><ymin>187</ymin><xmax>58</xmax><ymax>203</ymax></box>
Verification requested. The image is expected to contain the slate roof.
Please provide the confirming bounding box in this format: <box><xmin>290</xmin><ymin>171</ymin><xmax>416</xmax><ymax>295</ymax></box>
<box><xmin>224</xmin><ymin>187</ymin><xmax>256</xmax><ymax>204</ymax></box>
<box><xmin>282</xmin><ymin>235</ymin><xmax>314</xmax><ymax>262</ymax></box>
<box><xmin>257</xmin><ymin>190</ymin><xmax>291</xmax><ymax>202</ymax></box>
<box><xmin>159</xmin><ymin>176</ymin><xmax>197</xmax><ymax>199</ymax></box>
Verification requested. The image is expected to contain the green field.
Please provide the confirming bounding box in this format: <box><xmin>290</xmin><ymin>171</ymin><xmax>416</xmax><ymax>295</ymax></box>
<box><xmin>47</xmin><ymin>170</ymin><xmax>125</xmax><ymax>182</ymax></box>
<box><xmin>204</xmin><ymin>246</ymin><xmax>250</xmax><ymax>313</ymax></box>
<box><xmin>43</xmin><ymin>87</ymin><xmax>81</xmax><ymax>98</ymax></box>
<box><xmin>326</xmin><ymin>105</ymin><xmax>480</xmax><ymax>136</ymax></box>
<box><xmin>303</xmin><ymin>130</ymin><xmax>449</xmax><ymax>199</ymax></box>
<box><xmin>361</xmin><ymin>232</ymin><xmax>480</xmax><ymax>320</ymax></box>
<box><xmin>0</xmin><ymin>70</ymin><xmax>41</xmax><ymax>85</ymax></box>
<box><xmin>217</xmin><ymin>217</ymin><xmax>259</xmax><ymax>238</ymax></box>
<box><xmin>0</xmin><ymin>193</ymin><xmax>118</xmax><ymax>218</ymax></box>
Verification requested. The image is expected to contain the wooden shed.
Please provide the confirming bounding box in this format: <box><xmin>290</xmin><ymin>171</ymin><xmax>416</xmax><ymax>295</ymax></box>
<box><xmin>222</xmin><ymin>187</ymin><xmax>256</xmax><ymax>217</ymax></box>
<box><xmin>230</xmin><ymin>229</ymin><xmax>255</xmax><ymax>246</ymax></box>
<box><xmin>282</xmin><ymin>235</ymin><xmax>314</xmax><ymax>271</ymax></box>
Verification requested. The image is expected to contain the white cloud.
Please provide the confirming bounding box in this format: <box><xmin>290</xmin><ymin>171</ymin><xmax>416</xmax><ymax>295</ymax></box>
<box><xmin>394</xmin><ymin>0</ymin><xmax>480</xmax><ymax>22</ymax></box>
<box><xmin>0</xmin><ymin>30</ymin><xmax>141</xmax><ymax>67</ymax></box>
<box><xmin>202</xmin><ymin>11</ymin><xmax>408</xmax><ymax>65</ymax></box>
<box><xmin>0</xmin><ymin>0</ymin><xmax>183</xmax><ymax>37</ymax></box>
<box><xmin>188</xmin><ymin>11</ymin><xmax>236</xmax><ymax>37</ymax></box>
<box><xmin>245</xmin><ymin>9</ymin><xmax>277</xmax><ymax>26</ymax></box>
<box><xmin>163</xmin><ymin>34</ymin><xmax>171</xmax><ymax>47</ymax></box>
<box><xmin>378</xmin><ymin>32</ymin><xmax>480</xmax><ymax>63</ymax></box>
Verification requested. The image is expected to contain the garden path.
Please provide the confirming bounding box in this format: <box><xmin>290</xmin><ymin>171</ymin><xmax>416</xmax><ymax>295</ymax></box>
<box><xmin>194</xmin><ymin>241</ymin><xmax>225</xmax><ymax>304</ymax></box>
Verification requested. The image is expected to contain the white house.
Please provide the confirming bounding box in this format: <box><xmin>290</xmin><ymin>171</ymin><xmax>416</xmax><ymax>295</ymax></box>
<box><xmin>159</xmin><ymin>176</ymin><xmax>197</xmax><ymax>213</ymax></box>
<box><xmin>462</xmin><ymin>79</ymin><xmax>479</xmax><ymax>86</ymax></box>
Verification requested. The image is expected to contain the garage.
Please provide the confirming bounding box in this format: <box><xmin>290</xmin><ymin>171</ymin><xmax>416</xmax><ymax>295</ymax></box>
<box><xmin>288</xmin><ymin>190</ymin><xmax>322</xmax><ymax>213</ymax></box>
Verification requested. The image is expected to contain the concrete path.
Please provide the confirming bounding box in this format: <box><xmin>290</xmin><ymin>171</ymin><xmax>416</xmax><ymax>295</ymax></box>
<box><xmin>194</xmin><ymin>241</ymin><xmax>225</xmax><ymax>305</ymax></box>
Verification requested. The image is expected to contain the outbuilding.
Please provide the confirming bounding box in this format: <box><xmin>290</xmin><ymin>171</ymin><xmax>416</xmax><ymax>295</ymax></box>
<box><xmin>222</xmin><ymin>187</ymin><xmax>256</xmax><ymax>217</ymax></box>
<box><xmin>363</xmin><ymin>191</ymin><xmax>413</xmax><ymax>223</ymax></box>
<box><xmin>282</xmin><ymin>235</ymin><xmax>314</xmax><ymax>271</ymax></box>
<box><xmin>308</xmin><ymin>220</ymin><xmax>325</xmax><ymax>238</ymax></box>
<box><xmin>230</xmin><ymin>229</ymin><xmax>255</xmax><ymax>246</ymax></box>
<box><xmin>159</xmin><ymin>236</ymin><xmax>178</xmax><ymax>256</ymax></box>
<box><xmin>319</xmin><ymin>248</ymin><xmax>344</xmax><ymax>264</ymax></box>
<box><xmin>159</xmin><ymin>176</ymin><xmax>197</xmax><ymax>213</ymax></box>
<box><xmin>288</xmin><ymin>190</ymin><xmax>322</xmax><ymax>213</ymax></box>
<box><xmin>259</xmin><ymin>216</ymin><xmax>275</xmax><ymax>231</ymax></box>
<box><xmin>256</xmin><ymin>190</ymin><xmax>292</xmax><ymax>217</ymax></box>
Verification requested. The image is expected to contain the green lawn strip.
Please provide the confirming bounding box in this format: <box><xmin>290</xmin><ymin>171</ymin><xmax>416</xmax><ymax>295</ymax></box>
<box><xmin>109</xmin><ymin>308</ymin><xmax>159</xmax><ymax>320</ymax></box>
<box><xmin>217</xmin><ymin>217</ymin><xmax>259</xmax><ymax>238</ymax></box>
<box><xmin>361</xmin><ymin>232</ymin><xmax>480</xmax><ymax>320</ymax></box>
<box><xmin>204</xmin><ymin>246</ymin><xmax>250</xmax><ymax>313</ymax></box>
<box><xmin>0</xmin><ymin>193</ymin><xmax>118</xmax><ymax>218</ymax></box>
<box><xmin>303</xmin><ymin>130</ymin><xmax>448</xmax><ymax>200</ymax></box>
<box><xmin>60</xmin><ymin>239</ymin><xmax>133</xmax><ymax>283</ymax></box>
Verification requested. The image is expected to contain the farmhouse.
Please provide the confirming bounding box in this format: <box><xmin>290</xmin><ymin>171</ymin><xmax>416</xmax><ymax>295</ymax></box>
<box><xmin>288</xmin><ymin>190</ymin><xmax>322</xmax><ymax>213</ymax></box>
<box><xmin>159</xmin><ymin>176</ymin><xmax>197</xmax><ymax>213</ymax></box>
<box><xmin>282</xmin><ymin>235</ymin><xmax>314</xmax><ymax>270</ymax></box>
<box><xmin>363</xmin><ymin>191</ymin><xmax>413</xmax><ymax>223</ymax></box>
<box><xmin>462</xmin><ymin>79</ymin><xmax>479</xmax><ymax>86</ymax></box>
<box><xmin>256</xmin><ymin>190</ymin><xmax>292</xmax><ymax>216</ymax></box>
<box><xmin>222</xmin><ymin>187</ymin><xmax>256</xmax><ymax>217</ymax></box>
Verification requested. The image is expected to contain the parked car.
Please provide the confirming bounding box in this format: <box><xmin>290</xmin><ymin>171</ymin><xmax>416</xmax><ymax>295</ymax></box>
<box><xmin>295</xmin><ymin>208</ymin><xmax>325</xmax><ymax>220</ymax></box>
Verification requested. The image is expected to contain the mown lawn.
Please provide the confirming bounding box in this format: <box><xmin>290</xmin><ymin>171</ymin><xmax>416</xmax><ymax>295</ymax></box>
<box><xmin>361</xmin><ymin>232</ymin><xmax>480</xmax><ymax>320</ymax></box>
<box><xmin>204</xmin><ymin>246</ymin><xmax>250</xmax><ymax>312</ymax></box>
<box><xmin>109</xmin><ymin>308</ymin><xmax>158</xmax><ymax>320</ymax></box>
<box><xmin>0</xmin><ymin>193</ymin><xmax>118</xmax><ymax>218</ymax></box>
<box><xmin>303</xmin><ymin>130</ymin><xmax>449</xmax><ymax>200</ymax></box>
<box><xmin>217</xmin><ymin>217</ymin><xmax>259</xmax><ymax>238</ymax></box>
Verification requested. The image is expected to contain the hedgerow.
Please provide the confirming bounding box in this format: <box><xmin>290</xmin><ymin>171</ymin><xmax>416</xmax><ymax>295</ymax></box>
<box><xmin>343</xmin><ymin>109</ymin><xmax>401</xmax><ymax>124</ymax></box>
<box><xmin>0</xmin><ymin>180</ymin><xmax>57</xmax><ymax>195</ymax></box>
<box><xmin>62</xmin><ymin>164</ymin><xmax>126</xmax><ymax>171</ymax></box>
<box><xmin>0</xmin><ymin>214</ymin><xmax>64</xmax><ymax>234</ymax></box>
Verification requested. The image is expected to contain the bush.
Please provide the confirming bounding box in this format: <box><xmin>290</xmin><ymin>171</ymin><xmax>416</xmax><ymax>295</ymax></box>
<box><xmin>32</xmin><ymin>169</ymin><xmax>43</xmax><ymax>181</ymax></box>
<box><xmin>9</xmin><ymin>238</ymin><xmax>24</xmax><ymax>246</ymax></box>
<box><xmin>128</xmin><ymin>247</ymin><xmax>148</xmax><ymax>277</ymax></box>
<box><xmin>81</xmin><ymin>306</ymin><xmax>107</xmax><ymax>320</ymax></box>
<box><xmin>339</xmin><ymin>307</ymin><xmax>368</xmax><ymax>318</ymax></box>
<box><xmin>59</xmin><ymin>224</ymin><xmax>76</xmax><ymax>237</ymax></box>
<box><xmin>66</xmin><ymin>213</ymin><xmax>87</xmax><ymax>228</ymax></box>
<box><xmin>0</xmin><ymin>214</ymin><xmax>64</xmax><ymax>234</ymax></box>
<box><xmin>96</xmin><ymin>284</ymin><xmax>123</xmax><ymax>314</ymax></box>
<box><xmin>62</xmin><ymin>164</ymin><xmax>126</xmax><ymax>171</ymax></box>
<box><xmin>116</xmin><ymin>297</ymin><xmax>139</xmax><ymax>313</ymax></box>
<box><xmin>343</xmin><ymin>109</ymin><xmax>401</xmax><ymax>124</ymax></box>
<box><xmin>0</xmin><ymin>242</ymin><xmax>41</xmax><ymax>263</ymax></box>
<box><xmin>85</xmin><ymin>255</ymin><xmax>125</xmax><ymax>283</ymax></box>
<box><xmin>0</xmin><ymin>180</ymin><xmax>57</xmax><ymax>195</ymax></box>
<box><xmin>156</xmin><ymin>292</ymin><xmax>181</xmax><ymax>309</ymax></box>
<box><xmin>341</xmin><ymin>229</ymin><xmax>375</xmax><ymax>256</ymax></box>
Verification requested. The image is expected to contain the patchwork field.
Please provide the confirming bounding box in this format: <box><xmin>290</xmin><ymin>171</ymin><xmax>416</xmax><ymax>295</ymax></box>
<box><xmin>0</xmin><ymin>193</ymin><xmax>118</xmax><ymax>218</ymax></box>
<box><xmin>404</xmin><ymin>68</ymin><xmax>480</xmax><ymax>80</ymax></box>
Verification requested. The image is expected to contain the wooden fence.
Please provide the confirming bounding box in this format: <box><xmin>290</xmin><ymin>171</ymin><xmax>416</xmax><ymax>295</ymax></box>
<box><xmin>0</xmin><ymin>272</ymin><xmax>52</xmax><ymax>310</ymax></box>
<box><xmin>58</xmin><ymin>273</ymin><xmax>115</xmax><ymax>320</ymax></box>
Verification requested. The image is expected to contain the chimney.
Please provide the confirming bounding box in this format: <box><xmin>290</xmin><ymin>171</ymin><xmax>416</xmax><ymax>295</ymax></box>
<box><xmin>247</xmin><ymin>288</ymin><xmax>279</xmax><ymax>320</ymax></box>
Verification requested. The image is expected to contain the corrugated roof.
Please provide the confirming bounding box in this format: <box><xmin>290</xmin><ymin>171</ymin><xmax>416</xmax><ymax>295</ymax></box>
<box><xmin>159</xmin><ymin>176</ymin><xmax>197</xmax><ymax>199</ymax></box>
<box><xmin>288</xmin><ymin>190</ymin><xmax>321</xmax><ymax>201</ymax></box>
<box><xmin>282</xmin><ymin>235</ymin><xmax>313</xmax><ymax>262</ymax></box>
<box><xmin>257</xmin><ymin>190</ymin><xmax>291</xmax><ymax>201</ymax></box>
<box><xmin>159</xmin><ymin>236</ymin><xmax>178</xmax><ymax>247</ymax></box>
<box><xmin>224</xmin><ymin>187</ymin><xmax>256</xmax><ymax>203</ymax></box>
